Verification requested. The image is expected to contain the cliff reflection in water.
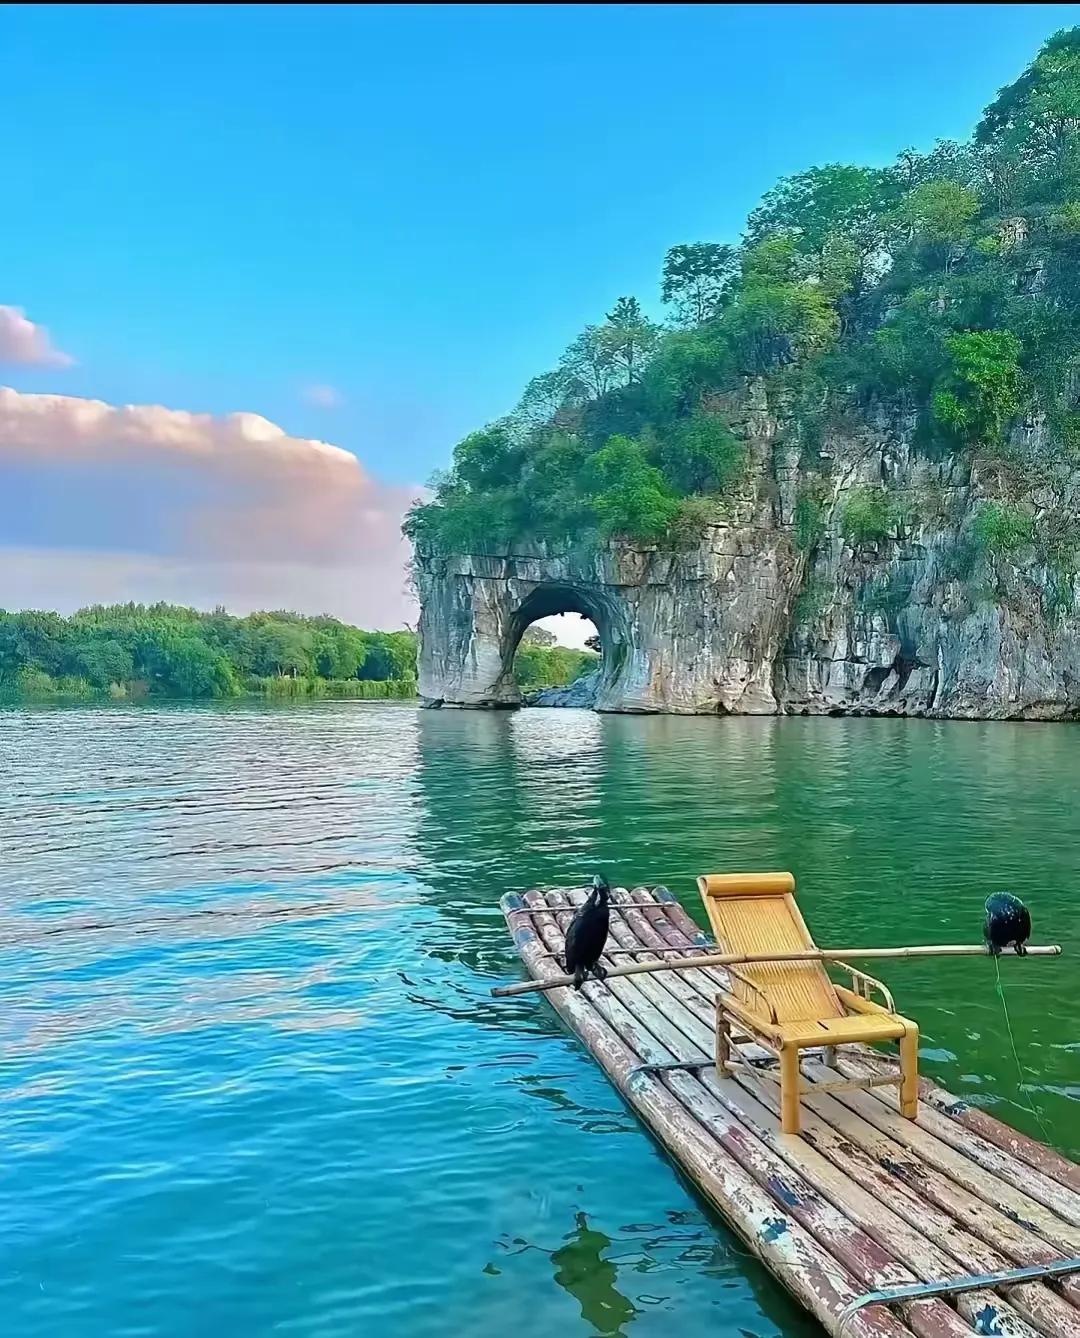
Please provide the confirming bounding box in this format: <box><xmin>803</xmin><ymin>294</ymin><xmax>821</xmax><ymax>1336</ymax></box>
<box><xmin>412</xmin><ymin>707</ymin><xmax>788</xmax><ymax>920</ymax></box>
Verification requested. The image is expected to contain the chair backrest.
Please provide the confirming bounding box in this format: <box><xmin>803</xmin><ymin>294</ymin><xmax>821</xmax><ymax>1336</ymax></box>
<box><xmin>697</xmin><ymin>872</ymin><xmax>842</xmax><ymax>1023</ymax></box>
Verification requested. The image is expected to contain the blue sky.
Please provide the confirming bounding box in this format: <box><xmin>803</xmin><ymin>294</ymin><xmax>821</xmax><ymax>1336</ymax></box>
<box><xmin>2</xmin><ymin>4</ymin><xmax>1078</xmax><ymax>626</ymax></box>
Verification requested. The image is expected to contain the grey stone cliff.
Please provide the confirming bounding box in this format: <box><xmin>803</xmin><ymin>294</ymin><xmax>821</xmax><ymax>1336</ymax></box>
<box><xmin>414</xmin><ymin>390</ymin><xmax>1080</xmax><ymax>719</ymax></box>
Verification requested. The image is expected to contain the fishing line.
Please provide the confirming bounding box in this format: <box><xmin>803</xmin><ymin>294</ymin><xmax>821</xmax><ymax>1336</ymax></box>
<box><xmin>994</xmin><ymin>953</ymin><xmax>1053</xmax><ymax>1145</ymax></box>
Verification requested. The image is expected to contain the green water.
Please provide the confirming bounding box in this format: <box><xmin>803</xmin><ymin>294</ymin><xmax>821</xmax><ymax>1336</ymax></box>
<box><xmin>1</xmin><ymin>704</ymin><xmax>1077</xmax><ymax>1337</ymax></box>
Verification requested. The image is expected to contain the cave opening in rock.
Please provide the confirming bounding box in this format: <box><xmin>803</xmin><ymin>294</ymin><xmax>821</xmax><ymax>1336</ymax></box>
<box><xmin>503</xmin><ymin>584</ymin><xmax>623</xmax><ymax>709</ymax></box>
<box><xmin>515</xmin><ymin>614</ymin><xmax>600</xmax><ymax>707</ymax></box>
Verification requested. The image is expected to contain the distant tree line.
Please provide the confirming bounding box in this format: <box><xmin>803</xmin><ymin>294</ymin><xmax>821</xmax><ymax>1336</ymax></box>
<box><xmin>0</xmin><ymin>604</ymin><xmax>597</xmax><ymax>701</ymax></box>
<box><xmin>0</xmin><ymin>605</ymin><xmax>419</xmax><ymax>700</ymax></box>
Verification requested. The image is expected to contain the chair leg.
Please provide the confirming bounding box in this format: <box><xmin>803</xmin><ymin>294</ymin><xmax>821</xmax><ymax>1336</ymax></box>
<box><xmin>780</xmin><ymin>1044</ymin><xmax>801</xmax><ymax>1135</ymax></box>
<box><xmin>899</xmin><ymin>1023</ymin><xmax>919</xmax><ymax>1121</ymax></box>
<box><xmin>823</xmin><ymin>1045</ymin><xmax>840</xmax><ymax>1069</ymax></box>
<box><xmin>714</xmin><ymin>1002</ymin><xmax>731</xmax><ymax>1077</ymax></box>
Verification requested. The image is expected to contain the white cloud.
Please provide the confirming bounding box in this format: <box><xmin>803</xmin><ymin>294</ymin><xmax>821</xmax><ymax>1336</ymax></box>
<box><xmin>0</xmin><ymin>305</ymin><xmax>74</xmax><ymax>367</ymax></box>
<box><xmin>302</xmin><ymin>383</ymin><xmax>345</xmax><ymax>409</ymax></box>
<box><xmin>0</xmin><ymin>386</ymin><xmax>417</xmax><ymax>627</ymax></box>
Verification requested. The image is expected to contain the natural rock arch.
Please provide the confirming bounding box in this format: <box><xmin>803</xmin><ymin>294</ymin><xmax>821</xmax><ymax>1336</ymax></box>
<box><xmin>412</xmin><ymin>539</ymin><xmax>793</xmax><ymax>713</ymax></box>
<box><xmin>502</xmin><ymin>583</ymin><xmax>625</xmax><ymax>706</ymax></box>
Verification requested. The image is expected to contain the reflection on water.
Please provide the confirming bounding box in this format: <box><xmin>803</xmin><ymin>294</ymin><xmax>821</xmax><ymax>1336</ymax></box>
<box><xmin>552</xmin><ymin>1213</ymin><xmax>637</xmax><ymax>1335</ymax></box>
<box><xmin>0</xmin><ymin>702</ymin><xmax>1076</xmax><ymax>1338</ymax></box>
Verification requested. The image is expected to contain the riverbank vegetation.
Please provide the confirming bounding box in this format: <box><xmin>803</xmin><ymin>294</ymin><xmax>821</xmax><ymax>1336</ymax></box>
<box><xmin>0</xmin><ymin>605</ymin><xmax>594</xmax><ymax>701</ymax></box>
<box><xmin>0</xmin><ymin>605</ymin><xmax>418</xmax><ymax>701</ymax></box>
<box><xmin>405</xmin><ymin>28</ymin><xmax>1080</xmax><ymax>572</ymax></box>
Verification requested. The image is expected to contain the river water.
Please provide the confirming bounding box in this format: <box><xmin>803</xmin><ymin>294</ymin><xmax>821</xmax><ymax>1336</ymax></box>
<box><xmin>1</xmin><ymin>704</ymin><xmax>1077</xmax><ymax>1338</ymax></box>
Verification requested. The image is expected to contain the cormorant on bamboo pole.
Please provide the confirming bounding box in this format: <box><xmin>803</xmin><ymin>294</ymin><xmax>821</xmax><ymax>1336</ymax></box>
<box><xmin>563</xmin><ymin>875</ymin><xmax>610</xmax><ymax>988</ymax></box>
<box><xmin>984</xmin><ymin>893</ymin><xmax>1032</xmax><ymax>956</ymax></box>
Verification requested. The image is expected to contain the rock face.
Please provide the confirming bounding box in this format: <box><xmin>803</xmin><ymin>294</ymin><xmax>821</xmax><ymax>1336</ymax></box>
<box><xmin>524</xmin><ymin>669</ymin><xmax>601</xmax><ymax>709</ymax></box>
<box><xmin>414</xmin><ymin>391</ymin><xmax>1080</xmax><ymax>719</ymax></box>
<box><xmin>414</xmin><ymin>532</ymin><xmax>796</xmax><ymax>713</ymax></box>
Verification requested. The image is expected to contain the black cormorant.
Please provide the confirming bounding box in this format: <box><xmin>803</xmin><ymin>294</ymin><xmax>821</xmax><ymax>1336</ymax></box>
<box><xmin>984</xmin><ymin>893</ymin><xmax>1032</xmax><ymax>956</ymax></box>
<box><xmin>563</xmin><ymin>875</ymin><xmax>611</xmax><ymax>988</ymax></box>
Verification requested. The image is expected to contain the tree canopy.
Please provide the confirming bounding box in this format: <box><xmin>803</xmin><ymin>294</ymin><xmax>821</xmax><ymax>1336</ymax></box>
<box><xmin>0</xmin><ymin>605</ymin><xmax>419</xmax><ymax>700</ymax></box>
<box><xmin>406</xmin><ymin>29</ymin><xmax>1080</xmax><ymax>562</ymax></box>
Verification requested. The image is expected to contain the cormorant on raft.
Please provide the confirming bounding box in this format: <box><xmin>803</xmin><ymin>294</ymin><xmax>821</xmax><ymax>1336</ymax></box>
<box><xmin>563</xmin><ymin>875</ymin><xmax>611</xmax><ymax>988</ymax></box>
<box><xmin>984</xmin><ymin>892</ymin><xmax>1032</xmax><ymax>956</ymax></box>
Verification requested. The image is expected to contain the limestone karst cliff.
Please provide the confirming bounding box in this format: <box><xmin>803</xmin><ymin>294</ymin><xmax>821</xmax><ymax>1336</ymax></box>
<box><xmin>414</xmin><ymin>382</ymin><xmax>1080</xmax><ymax>718</ymax></box>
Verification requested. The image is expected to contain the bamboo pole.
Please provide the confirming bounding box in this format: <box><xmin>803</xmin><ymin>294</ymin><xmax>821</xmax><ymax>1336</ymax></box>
<box><xmin>490</xmin><ymin>943</ymin><xmax>1062</xmax><ymax>998</ymax></box>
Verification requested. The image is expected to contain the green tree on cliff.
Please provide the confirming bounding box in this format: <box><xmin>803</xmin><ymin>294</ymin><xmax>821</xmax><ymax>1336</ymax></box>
<box><xmin>661</xmin><ymin>243</ymin><xmax>738</xmax><ymax>324</ymax></box>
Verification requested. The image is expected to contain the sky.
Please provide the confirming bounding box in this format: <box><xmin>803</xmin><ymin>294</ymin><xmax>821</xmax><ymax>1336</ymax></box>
<box><xmin>3</xmin><ymin>3</ymin><xmax>1079</xmax><ymax>640</ymax></box>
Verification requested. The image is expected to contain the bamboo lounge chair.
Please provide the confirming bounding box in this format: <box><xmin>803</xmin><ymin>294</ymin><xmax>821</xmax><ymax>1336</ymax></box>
<box><xmin>698</xmin><ymin>871</ymin><xmax>919</xmax><ymax>1135</ymax></box>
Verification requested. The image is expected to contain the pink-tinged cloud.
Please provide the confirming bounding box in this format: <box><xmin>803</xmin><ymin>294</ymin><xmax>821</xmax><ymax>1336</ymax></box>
<box><xmin>0</xmin><ymin>306</ymin><xmax>74</xmax><ymax>367</ymax></box>
<box><xmin>0</xmin><ymin>387</ymin><xmax>418</xmax><ymax>627</ymax></box>
<box><xmin>0</xmin><ymin>388</ymin><xmax>355</xmax><ymax>473</ymax></box>
<box><xmin>302</xmin><ymin>383</ymin><xmax>345</xmax><ymax>409</ymax></box>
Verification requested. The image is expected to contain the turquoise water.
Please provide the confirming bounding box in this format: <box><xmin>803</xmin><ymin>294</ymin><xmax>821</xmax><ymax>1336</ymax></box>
<box><xmin>1</xmin><ymin>704</ymin><xmax>1077</xmax><ymax>1337</ymax></box>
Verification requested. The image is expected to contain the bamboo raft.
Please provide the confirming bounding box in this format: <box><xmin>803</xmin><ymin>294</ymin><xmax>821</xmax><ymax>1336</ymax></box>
<box><xmin>500</xmin><ymin>885</ymin><xmax>1080</xmax><ymax>1338</ymax></box>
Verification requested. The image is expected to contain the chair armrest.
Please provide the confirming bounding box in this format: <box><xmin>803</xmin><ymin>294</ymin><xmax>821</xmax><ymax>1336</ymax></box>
<box><xmin>832</xmin><ymin>960</ymin><xmax>895</xmax><ymax>1013</ymax></box>
<box><xmin>725</xmin><ymin>967</ymin><xmax>779</xmax><ymax>1024</ymax></box>
<box><xmin>835</xmin><ymin>984</ymin><xmax>894</xmax><ymax>1017</ymax></box>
